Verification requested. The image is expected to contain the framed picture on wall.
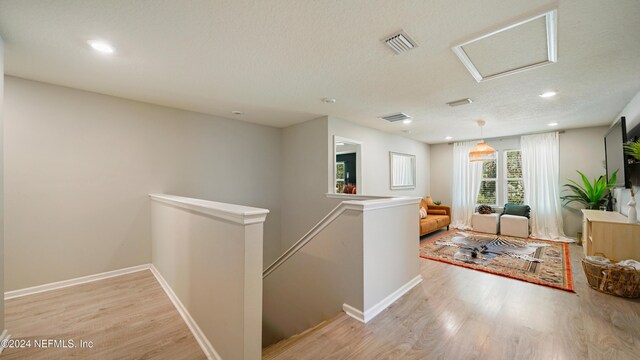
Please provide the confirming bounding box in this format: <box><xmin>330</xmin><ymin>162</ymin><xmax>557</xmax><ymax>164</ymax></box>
<box><xmin>389</xmin><ymin>152</ymin><xmax>416</xmax><ymax>190</ymax></box>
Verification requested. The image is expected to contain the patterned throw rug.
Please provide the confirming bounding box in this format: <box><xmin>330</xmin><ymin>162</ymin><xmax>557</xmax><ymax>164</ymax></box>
<box><xmin>420</xmin><ymin>229</ymin><xmax>574</xmax><ymax>292</ymax></box>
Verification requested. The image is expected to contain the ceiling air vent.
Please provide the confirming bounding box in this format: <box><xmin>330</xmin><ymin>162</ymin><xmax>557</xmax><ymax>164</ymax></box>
<box><xmin>383</xmin><ymin>31</ymin><xmax>418</xmax><ymax>54</ymax></box>
<box><xmin>446</xmin><ymin>98</ymin><xmax>473</xmax><ymax>107</ymax></box>
<box><xmin>381</xmin><ymin>112</ymin><xmax>412</xmax><ymax>122</ymax></box>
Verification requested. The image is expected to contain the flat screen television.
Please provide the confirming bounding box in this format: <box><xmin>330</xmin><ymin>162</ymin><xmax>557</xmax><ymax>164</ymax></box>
<box><xmin>604</xmin><ymin>116</ymin><xmax>630</xmax><ymax>188</ymax></box>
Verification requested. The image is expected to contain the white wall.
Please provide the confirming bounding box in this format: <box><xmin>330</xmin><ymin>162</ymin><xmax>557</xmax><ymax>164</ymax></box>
<box><xmin>429</xmin><ymin>127</ymin><xmax>609</xmax><ymax>237</ymax></box>
<box><xmin>328</xmin><ymin>116</ymin><xmax>430</xmax><ymax>197</ymax></box>
<box><xmin>4</xmin><ymin>76</ymin><xmax>282</xmax><ymax>290</ymax></box>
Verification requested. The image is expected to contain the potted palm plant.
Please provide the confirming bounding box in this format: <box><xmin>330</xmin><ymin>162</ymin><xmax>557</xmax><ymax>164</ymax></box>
<box><xmin>624</xmin><ymin>139</ymin><xmax>640</xmax><ymax>161</ymax></box>
<box><xmin>561</xmin><ymin>170</ymin><xmax>618</xmax><ymax>210</ymax></box>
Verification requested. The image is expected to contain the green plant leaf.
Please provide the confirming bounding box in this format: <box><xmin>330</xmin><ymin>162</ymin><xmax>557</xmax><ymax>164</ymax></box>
<box><xmin>561</xmin><ymin>170</ymin><xmax>616</xmax><ymax>209</ymax></box>
<box><xmin>624</xmin><ymin>140</ymin><xmax>640</xmax><ymax>161</ymax></box>
<box><xmin>577</xmin><ymin>171</ymin><xmax>593</xmax><ymax>195</ymax></box>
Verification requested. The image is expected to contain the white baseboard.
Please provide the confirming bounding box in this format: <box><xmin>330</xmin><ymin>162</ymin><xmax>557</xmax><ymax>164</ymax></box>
<box><xmin>149</xmin><ymin>265</ymin><xmax>221</xmax><ymax>360</ymax></box>
<box><xmin>343</xmin><ymin>275</ymin><xmax>423</xmax><ymax>324</ymax></box>
<box><xmin>342</xmin><ymin>303</ymin><xmax>366</xmax><ymax>323</ymax></box>
<box><xmin>0</xmin><ymin>329</ymin><xmax>11</xmax><ymax>354</ymax></box>
<box><xmin>4</xmin><ymin>264</ymin><xmax>219</xmax><ymax>359</ymax></box>
<box><xmin>4</xmin><ymin>264</ymin><xmax>151</xmax><ymax>300</ymax></box>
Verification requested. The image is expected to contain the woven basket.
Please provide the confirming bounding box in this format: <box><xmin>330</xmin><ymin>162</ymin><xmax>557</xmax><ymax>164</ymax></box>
<box><xmin>582</xmin><ymin>258</ymin><xmax>640</xmax><ymax>298</ymax></box>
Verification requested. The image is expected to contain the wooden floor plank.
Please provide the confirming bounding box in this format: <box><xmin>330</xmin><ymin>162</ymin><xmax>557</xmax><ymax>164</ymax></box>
<box><xmin>263</xmin><ymin>238</ymin><xmax>640</xmax><ymax>360</ymax></box>
<box><xmin>2</xmin><ymin>270</ymin><xmax>206</xmax><ymax>360</ymax></box>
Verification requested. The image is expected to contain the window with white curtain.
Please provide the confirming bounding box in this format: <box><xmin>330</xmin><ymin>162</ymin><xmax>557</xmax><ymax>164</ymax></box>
<box><xmin>477</xmin><ymin>157</ymin><xmax>498</xmax><ymax>205</ymax></box>
<box><xmin>504</xmin><ymin>150</ymin><xmax>525</xmax><ymax>204</ymax></box>
<box><xmin>390</xmin><ymin>152</ymin><xmax>416</xmax><ymax>190</ymax></box>
<box><xmin>476</xmin><ymin>149</ymin><xmax>526</xmax><ymax>206</ymax></box>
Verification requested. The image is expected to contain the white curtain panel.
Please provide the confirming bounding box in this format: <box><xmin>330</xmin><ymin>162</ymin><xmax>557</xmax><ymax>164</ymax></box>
<box><xmin>521</xmin><ymin>132</ymin><xmax>573</xmax><ymax>242</ymax></box>
<box><xmin>451</xmin><ymin>141</ymin><xmax>483</xmax><ymax>229</ymax></box>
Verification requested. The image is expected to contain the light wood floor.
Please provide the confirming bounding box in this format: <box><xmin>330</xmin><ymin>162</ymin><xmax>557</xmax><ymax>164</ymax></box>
<box><xmin>264</xmin><ymin>231</ymin><xmax>640</xmax><ymax>360</ymax></box>
<box><xmin>2</xmin><ymin>270</ymin><xmax>206</xmax><ymax>360</ymax></box>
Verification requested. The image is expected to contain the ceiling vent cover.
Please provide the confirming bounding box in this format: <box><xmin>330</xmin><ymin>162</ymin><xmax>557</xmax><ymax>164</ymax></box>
<box><xmin>383</xmin><ymin>31</ymin><xmax>418</xmax><ymax>54</ymax></box>
<box><xmin>447</xmin><ymin>98</ymin><xmax>473</xmax><ymax>107</ymax></box>
<box><xmin>381</xmin><ymin>112</ymin><xmax>412</xmax><ymax>122</ymax></box>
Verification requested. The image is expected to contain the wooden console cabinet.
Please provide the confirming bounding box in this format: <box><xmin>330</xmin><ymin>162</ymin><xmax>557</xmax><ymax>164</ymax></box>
<box><xmin>582</xmin><ymin>209</ymin><xmax>640</xmax><ymax>261</ymax></box>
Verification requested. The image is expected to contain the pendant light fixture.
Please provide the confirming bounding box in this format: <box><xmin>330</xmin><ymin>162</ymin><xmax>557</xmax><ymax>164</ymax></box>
<box><xmin>469</xmin><ymin>120</ymin><xmax>497</xmax><ymax>162</ymax></box>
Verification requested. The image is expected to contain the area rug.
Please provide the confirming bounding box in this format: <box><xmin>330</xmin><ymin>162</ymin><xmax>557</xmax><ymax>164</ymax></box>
<box><xmin>420</xmin><ymin>229</ymin><xmax>574</xmax><ymax>292</ymax></box>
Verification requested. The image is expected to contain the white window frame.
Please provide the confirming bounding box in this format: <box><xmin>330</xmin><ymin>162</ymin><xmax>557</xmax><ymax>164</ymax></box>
<box><xmin>389</xmin><ymin>152</ymin><xmax>416</xmax><ymax>190</ymax></box>
<box><xmin>477</xmin><ymin>156</ymin><xmax>499</xmax><ymax>207</ymax></box>
<box><xmin>503</xmin><ymin>149</ymin><xmax>524</xmax><ymax>205</ymax></box>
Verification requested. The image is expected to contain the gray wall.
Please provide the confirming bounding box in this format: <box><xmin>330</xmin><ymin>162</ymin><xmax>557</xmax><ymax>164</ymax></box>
<box><xmin>614</xmin><ymin>89</ymin><xmax>640</xmax><ymax>219</ymax></box>
<box><xmin>4</xmin><ymin>76</ymin><xmax>282</xmax><ymax>290</ymax></box>
<box><xmin>619</xmin><ymin>90</ymin><xmax>640</xmax><ymax>131</ymax></box>
<box><xmin>429</xmin><ymin>143</ymin><xmax>453</xmax><ymax>207</ymax></box>
<box><xmin>429</xmin><ymin>127</ymin><xmax>609</xmax><ymax>238</ymax></box>
<box><xmin>0</xmin><ymin>35</ymin><xmax>5</xmax><ymax>334</ymax></box>
<box><xmin>559</xmin><ymin>127</ymin><xmax>609</xmax><ymax>236</ymax></box>
<box><xmin>278</xmin><ymin>116</ymin><xmax>432</xmax><ymax>252</ymax></box>
<box><xmin>328</xmin><ymin>117</ymin><xmax>430</xmax><ymax>198</ymax></box>
<box><xmin>279</xmin><ymin>117</ymin><xmax>341</xmax><ymax>251</ymax></box>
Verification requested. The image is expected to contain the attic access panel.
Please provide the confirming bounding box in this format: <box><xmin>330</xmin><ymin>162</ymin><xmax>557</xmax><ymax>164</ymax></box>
<box><xmin>452</xmin><ymin>10</ymin><xmax>557</xmax><ymax>82</ymax></box>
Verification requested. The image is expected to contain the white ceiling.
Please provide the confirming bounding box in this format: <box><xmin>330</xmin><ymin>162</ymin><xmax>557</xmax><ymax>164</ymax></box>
<box><xmin>1</xmin><ymin>0</ymin><xmax>639</xmax><ymax>144</ymax></box>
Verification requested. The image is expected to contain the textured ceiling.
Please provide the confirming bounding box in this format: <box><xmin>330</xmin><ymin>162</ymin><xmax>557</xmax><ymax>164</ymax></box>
<box><xmin>1</xmin><ymin>0</ymin><xmax>639</xmax><ymax>143</ymax></box>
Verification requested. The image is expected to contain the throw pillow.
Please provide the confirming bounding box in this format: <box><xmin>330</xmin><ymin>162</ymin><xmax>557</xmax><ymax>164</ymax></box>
<box><xmin>425</xmin><ymin>196</ymin><xmax>435</xmax><ymax>206</ymax></box>
<box><xmin>419</xmin><ymin>207</ymin><xmax>428</xmax><ymax>219</ymax></box>
<box><xmin>477</xmin><ymin>205</ymin><xmax>493</xmax><ymax>214</ymax></box>
<box><xmin>420</xmin><ymin>199</ymin><xmax>429</xmax><ymax>210</ymax></box>
<box><xmin>502</xmin><ymin>203</ymin><xmax>531</xmax><ymax>218</ymax></box>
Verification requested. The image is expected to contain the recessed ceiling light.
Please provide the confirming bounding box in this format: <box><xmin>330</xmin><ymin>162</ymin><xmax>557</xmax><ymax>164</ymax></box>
<box><xmin>547</xmin><ymin>122</ymin><xmax>559</xmax><ymax>126</ymax></box>
<box><xmin>321</xmin><ymin>98</ymin><xmax>336</xmax><ymax>104</ymax></box>
<box><xmin>231</xmin><ymin>111</ymin><xmax>243</xmax><ymax>115</ymax></box>
<box><xmin>445</xmin><ymin>136</ymin><xmax>453</xmax><ymax>140</ymax></box>
<box><xmin>402</xmin><ymin>119</ymin><xmax>412</xmax><ymax>124</ymax></box>
<box><xmin>88</xmin><ymin>40</ymin><xmax>114</xmax><ymax>54</ymax></box>
<box><xmin>539</xmin><ymin>91</ymin><xmax>556</xmax><ymax>98</ymax></box>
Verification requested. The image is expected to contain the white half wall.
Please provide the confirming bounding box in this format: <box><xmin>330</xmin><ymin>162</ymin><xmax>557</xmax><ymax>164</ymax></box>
<box><xmin>4</xmin><ymin>76</ymin><xmax>282</xmax><ymax>290</ymax></box>
<box><xmin>362</xmin><ymin>199</ymin><xmax>421</xmax><ymax>316</ymax></box>
<box><xmin>263</xmin><ymin>197</ymin><xmax>421</xmax><ymax>347</ymax></box>
<box><xmin>151</xmin><ymin>195</ymin><xmax>266</xmax><ymax>360</ymax></box>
